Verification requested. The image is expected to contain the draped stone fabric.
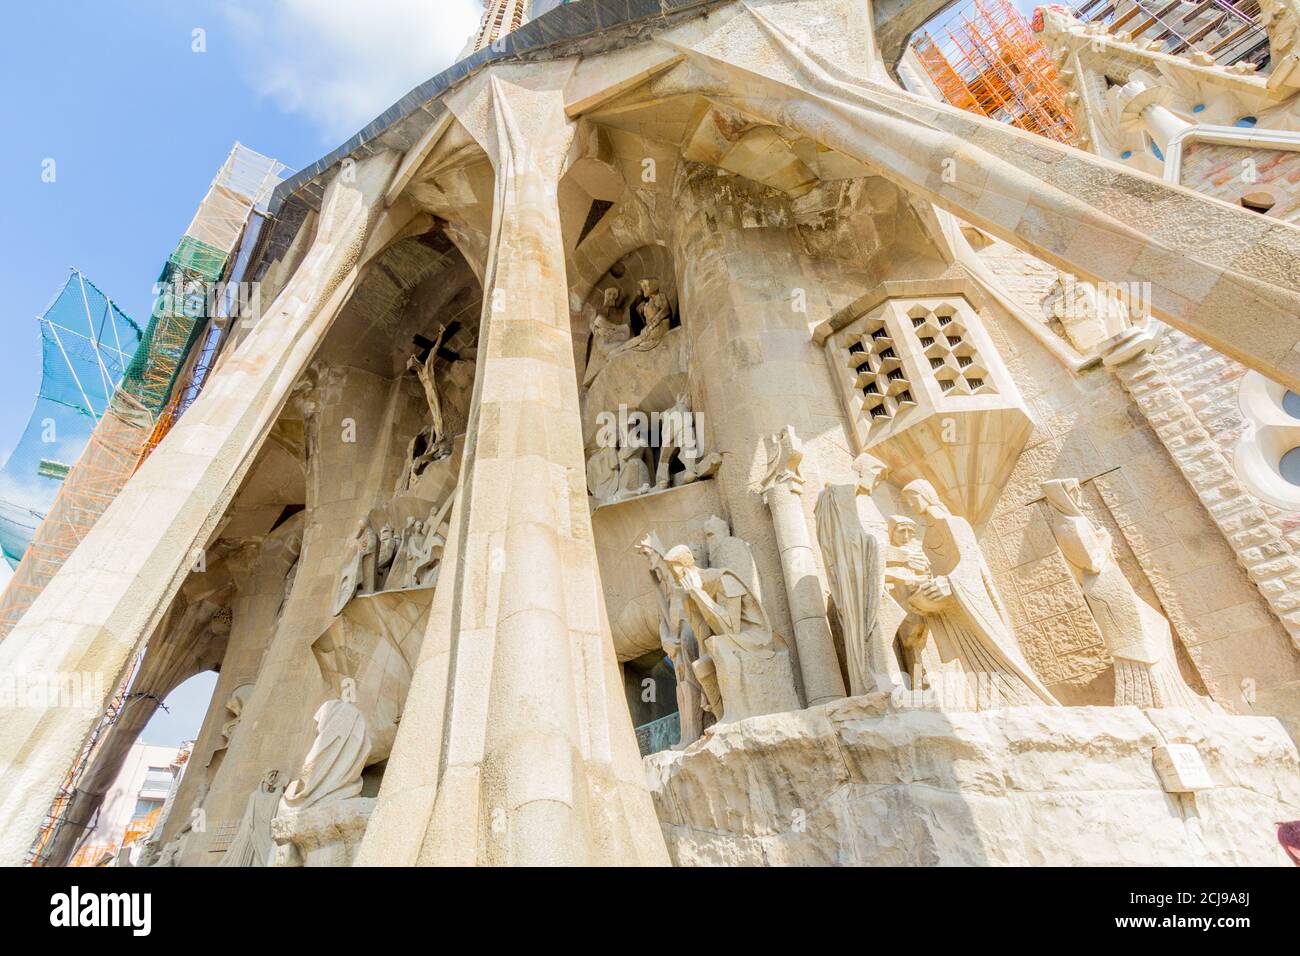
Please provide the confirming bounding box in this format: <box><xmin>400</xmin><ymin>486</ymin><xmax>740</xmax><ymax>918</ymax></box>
<box><xmin>283</xmin><ymin>700</ymin><xmax>372</xmax><ymax>812</ymax></box>
<box><xmin>815</xmin><ymin>483</ymin><xmax>896</xmax><ymax>697</ymax></box>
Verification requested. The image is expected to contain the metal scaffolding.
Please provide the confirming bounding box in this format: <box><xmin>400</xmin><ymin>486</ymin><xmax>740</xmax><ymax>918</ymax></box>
<box><xmin>913</xmin><ymin>0</ymin><xmax>1077</xmax><ymax>144</ymax></box>
<box><xmin>0</xmin><ymin>143</ymin><xmax>286</xmax><ymax>639</ymax></box>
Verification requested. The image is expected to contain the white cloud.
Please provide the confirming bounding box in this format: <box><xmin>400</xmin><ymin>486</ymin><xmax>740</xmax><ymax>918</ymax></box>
<box><xmin>0</xmin><ymin>560</ymin><xmax>11</xmax><ymax>591</ymax></box>
<box><xmin>222</xmin><ymin>0</ymin><xmax>485</xmax><ymax>143</ymax></box>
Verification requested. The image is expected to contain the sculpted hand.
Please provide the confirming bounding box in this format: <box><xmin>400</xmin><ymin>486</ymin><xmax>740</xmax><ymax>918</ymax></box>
<box><xmin>910</xmin><ymin>576</ymin><xmax>952</xmax><ymax>613</ymax></box>
<box><xmin>921</xmin><ymin>576</ymin><xmax>952</xmax><ymax>602</ymax></box>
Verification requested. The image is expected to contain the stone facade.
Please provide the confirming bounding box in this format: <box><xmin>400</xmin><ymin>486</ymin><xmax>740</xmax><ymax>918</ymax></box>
<box><xmin>2</xmin><ymin>0</ymin><xmax>1299</xmax><ymax>868</ymax></box>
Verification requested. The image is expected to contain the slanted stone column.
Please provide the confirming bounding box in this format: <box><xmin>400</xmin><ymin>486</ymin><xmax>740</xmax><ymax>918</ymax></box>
<box><xmin>356</xmin><ymin>75</ymin><xmax>667</xmax><ymax>867</ymax></box>
<box><xmin>757</xmin><ymin>427</ymin><xmax>845</xmax><ymax>706</ymax></box>
<box><xmin>0</xmin><ymin>150</ymin><xmax>400</xmax><ymax>866</ymax></box>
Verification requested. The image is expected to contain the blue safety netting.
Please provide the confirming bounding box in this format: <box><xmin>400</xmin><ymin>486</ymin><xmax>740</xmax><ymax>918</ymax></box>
<box><xmin>0</xmin><ymin>271</ymin><xmax>141</xmax><ymax>568</ymax></box>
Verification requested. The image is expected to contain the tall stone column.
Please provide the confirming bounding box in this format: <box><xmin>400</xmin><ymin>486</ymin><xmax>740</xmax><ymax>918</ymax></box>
<box><xmin>757</xmin><ymin>427</ymin><xmax>845</xmax><ymax>706</ymax></box>
<box><xmin>0</xmin><ymin>150</ymin><xmax>400</xmax><ymax>866</ymax></box>
<box><xmin>356</xmin><ymin>75</ymin><xmax>667</xmax><ymax>867</ymax></box>
<box><xmin>669</xmin><ymin>161</ymin><xmax>862</xmax><ymax>706</ymax></box>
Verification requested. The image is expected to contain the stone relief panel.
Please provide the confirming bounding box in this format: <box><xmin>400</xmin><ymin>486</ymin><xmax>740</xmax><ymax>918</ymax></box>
<box><xmin>985</xmin><ymin>471</ymin><xmax>1206</xmax><ymax>706</ymax></box>
<box><xmin>575</xmin><ymin>243</ymin><xmax>679</xmax><ymax>391</ymax></box>
<box><xmin>1042</xmin><ymin>477</ymin><xmax>1219</xmax><ymax>712</ymax></box>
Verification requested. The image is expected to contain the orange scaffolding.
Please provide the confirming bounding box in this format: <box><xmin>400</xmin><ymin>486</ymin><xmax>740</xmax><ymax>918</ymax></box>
<box><xmin>913</xmin><ymin>0</ymin><xmax>1076</xmax><ymax>144</ymax></box>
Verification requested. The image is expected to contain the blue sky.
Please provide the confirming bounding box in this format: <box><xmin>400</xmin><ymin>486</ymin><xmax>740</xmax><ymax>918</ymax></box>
<box><xmin>0</xmin><ymin>0</ymin><xmax>482</xmax><ymax>743</ymax></box>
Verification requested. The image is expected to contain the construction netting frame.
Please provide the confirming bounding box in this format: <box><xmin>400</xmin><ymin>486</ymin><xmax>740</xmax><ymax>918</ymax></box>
<box><xmin>0</xmin><ymin>271</ymin><xmax>141</xmax><ymax>570</ymax></box>
<box><xmin>0</xmin><ymin>143</ymin><xmax>287</xmax><ymax>643</ymax></box>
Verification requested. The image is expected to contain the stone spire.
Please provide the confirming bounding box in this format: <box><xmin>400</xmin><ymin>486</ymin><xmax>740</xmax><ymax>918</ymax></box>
<box><xmin>469</xmin><ymin>0</ymin><xmax>531</xmax><ymax>54</ymax></box>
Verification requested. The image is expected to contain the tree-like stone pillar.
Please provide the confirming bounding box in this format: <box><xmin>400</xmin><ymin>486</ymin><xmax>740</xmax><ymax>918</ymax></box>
<box><xmin>0</xmin><ymin>150</ymin><xmax>400</xmax><ymax>866</ymax></box>
<box><xmin>757</xmin><ymin>427</ymin><xmax>845</xmax><ymax>706</ymax></box>
<box><xmin>355</xmin><ymin>75</ymin><xmax>667</xmax><ymax>867</ymax></box>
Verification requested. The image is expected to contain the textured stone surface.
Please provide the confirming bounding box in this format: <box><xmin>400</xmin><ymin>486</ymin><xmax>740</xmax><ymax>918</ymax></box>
<box><xmin>647</xmin><ymin>696</ymin><xmax>1300</xmax><ymax>865</ymax></box>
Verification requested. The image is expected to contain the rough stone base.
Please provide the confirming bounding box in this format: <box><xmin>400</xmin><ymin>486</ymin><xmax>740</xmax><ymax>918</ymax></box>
<box><xmin>644</xmin><ymin>696</ymin><xmax>1300</xmax><ymax>866</ymax></box>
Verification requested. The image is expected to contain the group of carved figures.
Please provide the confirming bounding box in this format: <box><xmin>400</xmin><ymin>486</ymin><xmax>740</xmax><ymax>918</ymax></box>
<box><xmin>333</xmin><ymin>498</ymin><xmax>451</xmax><ymax>616</ymax></box>
<box><xmin>583</xmin><ymin>277</ymin><xmax>673</xmax><ymax>387</ymax></box>
<box><xmin>819</xmin><ymin>459</ymin><xmax>1215</xmax><ymax>713</ymax></box>
<box><xmin>586</xmin><ymin>393</ymin><xmax>722</xmax><ymax>506</ymax></box>
<box><xmin>209</xmin><ymin>698</ymin><xmax>373</xmax><ymax>868</ymax></box>
<box><xmin>638</xmin><ymin>517</ymin><xmax>799</xmax><ymax>745</ymax></box>
<box><xmin>640</xmin><ymin>455</ymin><xmax>1215</xmax><ymax>748</ymax></box>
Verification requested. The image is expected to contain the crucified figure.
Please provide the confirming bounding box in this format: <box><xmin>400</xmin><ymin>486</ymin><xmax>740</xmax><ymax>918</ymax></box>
<box><xmin>407</xmin><ymin>324</ymin><xmax>451</xmax><ymax>446</ymax></box>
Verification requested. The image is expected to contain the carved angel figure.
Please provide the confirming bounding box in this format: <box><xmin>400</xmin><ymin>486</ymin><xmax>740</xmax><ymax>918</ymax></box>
<box><xmin>1041</xmin><ymin>478</ymin><xmax>1218</xmax><ymax>712</ymax></box>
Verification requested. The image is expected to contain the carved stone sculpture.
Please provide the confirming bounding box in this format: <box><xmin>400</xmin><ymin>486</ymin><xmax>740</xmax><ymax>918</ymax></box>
<box><xmin>611</xmin><ymin>277</ymin><xmax>672</xmax><ymax>357</ymax></box>
<box><xmin>900</xmin><ymin>479</ymin><xmax>1059</xmax><ymax>709</ymax></box>
<box><xmin>407</xmin><ymin>324</ymin><xmax>451</xmax><ymax>445</ymax></box>
<box><xmin>758</xmin><ymin>426</ymin><xmax>845</xmax><ymax>706</ymax></box>
<box><xmin>218</xmin><ymin>770</ymin><xmax>283</xmax><ymax>868</ymax></box>
<box><xmin>883</xmin><ymin>516</ymin><xmax>939</xmax><ymax>687</ymax></box>
<box><xmin>617</xmin><ymin>418</ymin><xmax>652</xmax><ymax>499</ymax></box>
<box><xmin>1041</xmin><ymin>478</ymin><xmax>1219</xmax><ymax>712</ymax></box>
<box><xmin>582</xmin><ymin>287</ymin><xmax>630</xmax><ymax>387</ymax></box>
<box><xmin>586</xmin><ymin>442</ymin><xmax>621</xmax><ymax>504</ymax></box>
<box><xmin>375</xmin><ymin>523</ymin><xmax>397</xmax><ymax>589</ymax></box>
<box><xmin>634</xmin><ymin>277</ymin><xmax>672</xmax><ymax>347</ymax></box>
<box><xmin>663</xmin><ymin>543</ymin><xmax>799</xmax><ymax>725</ymax></box>
<box><xmin>332</xmin><ymin>519</ymin><xmax>377</xmax><ymax>615</ymax></box>
<box><xmin>702</xmin><ymin>515</ymin><xmax>760</xmax><ymax>598</ymax></box>
<box><xmin>281</xmin><ymin>699</ymin><xmax>372</xmax><ymax>813</ymax></box>
<box><xmin>655</xmin><ymin>393</ymin><xmax>693</xmax><ymax>490</ymax></box>
<box><xmin>409</xmin><ymin>517</ymin><xmax>446</xmax><ymax>589</ymax></box>
<box><xmin>386</xmin><ymin>516</ymin><xmax>420</xmax><ymax>589</ymax></box>
<box><xmin>396</xmin><ymin>425</ymin><xmax>441</xmax><ymax>493</ymax></box>
<box><xmin>220</xmin><ymin>684</ymin><xmax>253</xmax><ymax>746</ymax></box>
<box><xmin>636</xmin><ymin>533</ymin><xmax>706</xmax><ymax>748</ymax></box>
<box><xmin>814</xmin><ymin>454</ymin><xmax>905</xmax><ymax>696</ymax></box>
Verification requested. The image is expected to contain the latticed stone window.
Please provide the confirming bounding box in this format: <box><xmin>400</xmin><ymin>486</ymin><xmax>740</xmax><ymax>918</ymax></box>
<box><xmin>816</xmin><ymin>279</ymin><xmax>1030</xmax><ymax>525</ymax></box>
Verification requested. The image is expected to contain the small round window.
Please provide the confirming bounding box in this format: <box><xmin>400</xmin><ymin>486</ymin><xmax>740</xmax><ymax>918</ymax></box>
<box><xmin>1281</xmin><ymin>448</ymin><xmax>1300</xmax><ymax>486</ymax></box>
<box><xmin>1283</xmin><ymin>391</ymin><xmax>1300</xmax><ymax>419</ymax></box>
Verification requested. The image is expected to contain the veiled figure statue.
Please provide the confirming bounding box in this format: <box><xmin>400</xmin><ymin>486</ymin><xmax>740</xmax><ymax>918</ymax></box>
<box><xmin>814</xmin><ymin>454</ymin><xmax>907</xmax><ymax>696</ymax></box>
<box><xmin>281</xmin><ymin>699</ymin><xmax>372</xmax><ymax>813</ymax></box>
<box><xmin>1041</xmin><ymin>478</ymin><xmax>1219</xmax><ymax>712</ymax></box>
<box><xmin>901</xmin><ymin>479</ymin><xmax>1059</xmax><ymax>709</ymax></box>
<box><xmin>663</xmin><ymin>544</ymin><xmax>799</xmax><ymax>725</ymax></box>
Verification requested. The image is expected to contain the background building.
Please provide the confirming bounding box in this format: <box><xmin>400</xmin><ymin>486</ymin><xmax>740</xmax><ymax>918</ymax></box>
<box><xmin>68</xmin><ymin>741</ymin><xmax>184</xmax><ymax>867</ymax></box>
